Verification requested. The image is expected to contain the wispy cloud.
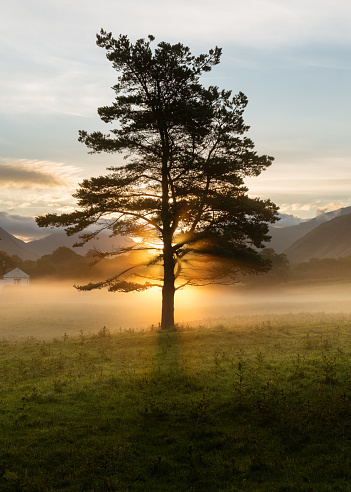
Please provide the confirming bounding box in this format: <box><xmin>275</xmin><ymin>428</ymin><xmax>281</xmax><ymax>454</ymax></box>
<box><xmin>0</xmin><ymin>0</ymin><xmax>350</xmax><ymax>220</ymax></box>
<box><xmin>1</xmin><ymin>0</ymin><xmax>350</xmax><ymax>117</ymax></box>
<box><xmin>0</xmin><ymin>159</ymin><xmax>82</xmax><ymax>219</ymax></box>
<box><xmin>279</xmin><ymin>200</ymin><xmax>351</xmax><ymax>218</ymax></box>
<box><xmin>0</xmin><ymin>70</ymin><xmax>111</xmax><ymax>116</ymax></box>
<box><xmin>0</xmin><ymin>159</ymin><xmax>81</xmax><ymax>189</ymax></box>
<box><xmin>247</xmin><ymin>155</ymin><xmax>351</xmax><ymax>190</ymax></box>
<box><xmin>246</xmin><ymin>153</ymin><xmax>351</xmax><ymax>218</ymax></box>
<box><xmin>0</xmin><ymin>162</ymin><xmax>63</xmax><ymax>188</ymax></box>
<box><xmin>142</xmin><ymin>0</ymin><xmax>351</xmax><ymax>47</ymax></box>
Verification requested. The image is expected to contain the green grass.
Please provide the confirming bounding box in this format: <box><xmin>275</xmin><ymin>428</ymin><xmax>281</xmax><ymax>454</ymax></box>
<box><xmin>1</xmin><ymin>315</ymin><xmax>351</xmax><ymax>490</ymax></box>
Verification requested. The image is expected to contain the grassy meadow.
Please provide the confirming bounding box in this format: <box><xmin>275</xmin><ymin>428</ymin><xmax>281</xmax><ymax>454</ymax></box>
<box><xmin>1</xmin><ymin>304</ymin><xmax>351</xmax><ymax>490</ymax></box>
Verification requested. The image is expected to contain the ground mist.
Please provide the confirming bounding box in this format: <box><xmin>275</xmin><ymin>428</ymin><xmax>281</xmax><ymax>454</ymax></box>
<box><xmin>1</xmin><ymin>315</ymin><xmax>351</xmax><ymax>490</ymax></box>
<box><xmin>1</xmin><ymin>280</ymin><xmax>351</xmax><ymax>340</ymax></box>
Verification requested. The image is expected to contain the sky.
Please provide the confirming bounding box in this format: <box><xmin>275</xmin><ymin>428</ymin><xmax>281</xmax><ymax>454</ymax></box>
<box><xmin>1</xmin><ymin>0</ymin><xmax>350</xmax><ymax>240</ymax></box>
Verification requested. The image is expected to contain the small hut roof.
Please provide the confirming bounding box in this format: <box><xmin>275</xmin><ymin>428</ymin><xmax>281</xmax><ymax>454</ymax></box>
<box><xmin>3</xmin><ymin>268</ymin><xmax>30</xmax><ymax>279</ymax></box>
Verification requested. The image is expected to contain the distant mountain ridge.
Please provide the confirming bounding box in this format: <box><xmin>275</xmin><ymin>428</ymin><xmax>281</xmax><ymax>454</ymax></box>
<box><xmin>284</xmin><ymin>213</ymin><xmax>351</xmax><ymax>263</ymax></box>
<box><xmin>0</xmin><ymin>227</ymin><xmax>134</xmax><ymax>259</ymax></box>
<box><xmin>274</xmin><ymin>213</ymin><xmax>307</xmax><ymax>228</ymax></box>
<box><xmin>268</xmin><ymin>206</ymin><xmax>351</xmax><ymax>253</ymax></box>
<box><xmin>26</xmin><ymin>230</ymin><xmax>134</xmax><ymax>257</ymax></box>
<box><xmin>0</xmin><ymin>227</ymin><xmax>39</xmax><ymax>260</ymax></box>
<box><xmin>1</xmin><ymin>205</ymin><xmax>351</xmax><ymax>262</ymax></box>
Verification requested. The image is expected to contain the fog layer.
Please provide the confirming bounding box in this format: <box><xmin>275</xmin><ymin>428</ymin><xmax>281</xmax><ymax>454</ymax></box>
<box><xmin>1</xmin><ymin>281</ymin><xmax>350</xmax><ymax>340</ymax></box>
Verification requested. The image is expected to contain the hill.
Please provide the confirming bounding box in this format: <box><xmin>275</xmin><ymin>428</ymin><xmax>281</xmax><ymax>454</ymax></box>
<box><xmin>2</xmin><ymin>205</ymin><xmax>351</xmax><ymax>261</ymax></box>
<box><xmin>26</xmin><ymin>230</ymin><xmax>134</xmax><ymax>257</ymax></box>
<box><xmin>284</xmin><ymin>213</ymin><xmax>351</xmax><ymax>263</ymax></box>
<box><xmin>268</xmin><ymin>206</ymin><xmax>351</xmax><ymax>253</ymax></box>
<box><xmin>0</xmin><ymin>227</ymin><xmax>39</xmax><ymax>260</ymax></box>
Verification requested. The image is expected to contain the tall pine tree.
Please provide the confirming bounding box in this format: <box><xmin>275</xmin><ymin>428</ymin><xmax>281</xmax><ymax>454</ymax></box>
<box><xmin>37</xmin><ymin>31</ymin><xmax>278</xmax><ymax>329</ymax></box>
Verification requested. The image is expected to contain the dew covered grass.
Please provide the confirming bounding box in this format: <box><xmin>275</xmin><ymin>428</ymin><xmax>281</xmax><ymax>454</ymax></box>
<box><xmin>1</xmin><ymin>315</ymin><xmax>351</xmax><ymax>490</ymax></box>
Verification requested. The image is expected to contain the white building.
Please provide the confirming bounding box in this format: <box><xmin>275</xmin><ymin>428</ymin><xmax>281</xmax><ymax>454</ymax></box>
<box><xmin>1</xmin><ymin>268</ymin><xmax>30</xmax><ymax>286</ymax></box>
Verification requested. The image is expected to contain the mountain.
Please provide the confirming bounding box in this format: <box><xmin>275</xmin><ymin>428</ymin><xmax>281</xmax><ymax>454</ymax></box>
<box><xmin>267</xmin><ymin>206</ymin><xmax>351</xmax><ymax>253</ymax></box>
<box><xmin>274</xmin><ymin>213</ymin><xmax>307</xmax><ymax>228</ymax></box>
<box><xmin>1</xmin><ymin>225</ymin><xmax>135</xmax><ymax>260</ymax></box>
<box><xmin>2</xmin><ymin>205</ymin><xmax>351</xmax><ymax>261</ymax></box>
<box><xmin>284</xmin><ymin>213</ymin><xmax>351</xmax><ymax>263</ymax></box>
<box><xmin>0</xmin><ymin>227</ymin><xmax>39</xmax><ymax>260</ymax></box>
<box><xmin>26</xmin><ymin>230</ymin><xmax>134</xmax><ymax>257</ymax></box>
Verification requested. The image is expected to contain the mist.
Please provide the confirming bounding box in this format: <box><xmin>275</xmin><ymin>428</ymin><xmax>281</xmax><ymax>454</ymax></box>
<box><xmin>1</xmin><ymin>280</ymin><xmax>351</xmax><ymax>340</ymax></box>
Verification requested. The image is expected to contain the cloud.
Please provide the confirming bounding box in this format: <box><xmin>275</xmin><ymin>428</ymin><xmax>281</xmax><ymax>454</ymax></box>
<box><xmin>5</xmin><ymin>1</ymin><xmax>351</xmax><ymax>54</ymax></box>
<box><xmin>142</xmin><ymin>0</ymin><xmax>351</xmax><ymax>48</ymax></box>
<box><xmin>0</xmin><ymin>69</ymin><xmax>111</xmax><ymax>116</ymax></box>
<box><xmin>0</xmin><ymin>211</ymin><xmax>49</xmax><ymax>241</ymax></box>
<box><xmin>317</xmin><ymin>206</ymin><xmax>332</xmax><ymax>216</ymax></box>
<box><xmin>246</xmin><ymin>155</ymin><xmax>351</xmax><ymax>191</ymax></box>
<box><xmin>0</xmin><ymin>1</ymin><xmax>350</xmax><ymax>224</ymax></box>
<box><xmin>279</xmin><ymin>200</ymin><xmax>351</xmax><ymax>218</ymax></box>
<box><xmin>0</xmin><ymin>159</ymin><xmax>82</xmax><ymax>222</ymax></box>
<box><xmin>245</xmin><ymin>153</ymin><xmax>351</xmax><ymax>219</ymax></box>
<box><xmin>1</xmin><ymin>0</ymin><xmax>351</xmax><ymax>117</ymax></box>
<box><xmin>0</xmin><ymin>162</ymin><xmax>64</xmax><ymax>188</ymax></box>
<box><xmin>0</xmin><ymin>159</ymin><xmax>80</xmax><ymax>189</ymax></box>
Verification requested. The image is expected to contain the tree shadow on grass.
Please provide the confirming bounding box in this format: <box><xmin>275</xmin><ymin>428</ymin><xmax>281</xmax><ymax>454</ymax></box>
<box><xmin>151</xmin><ymin>327</ymin><xmax>185</xmax><ymax>383</ymax></box>
<box><xmin>129</xmin><ymin>327</ymin><xmax>217</xmax><ymax>490</ymax></box>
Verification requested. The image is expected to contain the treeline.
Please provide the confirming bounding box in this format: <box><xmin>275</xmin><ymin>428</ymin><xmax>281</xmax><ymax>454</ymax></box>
<box><xmin>1</xmin><ymin>246</ymin><xmax>351</xmax><ymax>285</ymax></box>
<box><xmin>0</xmin><ymin>247</ymin><xmax>129</xmax><ymax>281</ymax></box>
<box><xmin>247</xmin><ymin>248</ymin><xmax>351</xmax><ymax>286</ymax></box>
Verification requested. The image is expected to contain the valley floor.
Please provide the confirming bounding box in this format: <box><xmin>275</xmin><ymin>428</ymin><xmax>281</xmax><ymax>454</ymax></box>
<box><xmin>1</xmin><ymin>317</ymin><xmax>351</xmax><ymax>490</ymax></box>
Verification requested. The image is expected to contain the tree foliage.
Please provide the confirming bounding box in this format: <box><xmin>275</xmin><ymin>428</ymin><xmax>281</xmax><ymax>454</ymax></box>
<box><xmin>0</xmin><ymin>250</ymin><xmax>19</xmax><ymax>274</ymax></box>
<box><xmin>37</xmin><ymin>31</ymin><xmax>278</xmax><ymax>328</ymax></box>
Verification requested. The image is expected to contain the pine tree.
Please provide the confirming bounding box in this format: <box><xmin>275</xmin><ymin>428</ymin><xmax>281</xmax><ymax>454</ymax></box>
<box><xmin>37</xmin><ymin>31</ymin><xmax>278</xmax><ymax>329</ymax></box>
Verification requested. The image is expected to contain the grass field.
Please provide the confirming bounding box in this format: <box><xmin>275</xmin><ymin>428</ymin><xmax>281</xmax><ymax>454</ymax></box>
<box><xmin>1</xmin><ymin>311</ymin><xmax>351</xmax><ymax>490</ymax></box>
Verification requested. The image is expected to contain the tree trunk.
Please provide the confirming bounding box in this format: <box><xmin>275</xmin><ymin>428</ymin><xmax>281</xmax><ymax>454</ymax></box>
<box><xmin>161</xmin><ymin>244</ymin><xmax>175</xmax><ymax>330</ymax></box>
<box><xmin>160</xmin><ymin>134</ymin><xmax>175</xmax><ymax>330</ymax></box>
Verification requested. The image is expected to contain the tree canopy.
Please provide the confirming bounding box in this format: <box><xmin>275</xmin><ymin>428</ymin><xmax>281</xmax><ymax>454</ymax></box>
<box><xmin>37</xmin><ymin>31</ymin><xmax>278</xmax><ymax>329</ymax></box>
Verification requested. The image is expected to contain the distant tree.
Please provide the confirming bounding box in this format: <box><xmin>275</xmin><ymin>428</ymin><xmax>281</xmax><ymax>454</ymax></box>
<box><xmin>34</xmin><ymin>247</ymin><xmax>88</xmax><ymax>279</ymax></box>
<box><xmin>0</xmin><ymin>250</ymin><xmax>18</xmax><ymax>274</ymax></box>
<box><xmin>292</xmin><ymin>256</ymin><xmax>351</xmax><ymax>281</ymax></box>
<box><xmin>37</xmin><ymin>31</ymin><xmax>278</xmax><ymax>329</ymax></box>
<box><xmin>248</xmin><ymin>248</ymin><xmax>291</xmax><ymax>285</ymax></box>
